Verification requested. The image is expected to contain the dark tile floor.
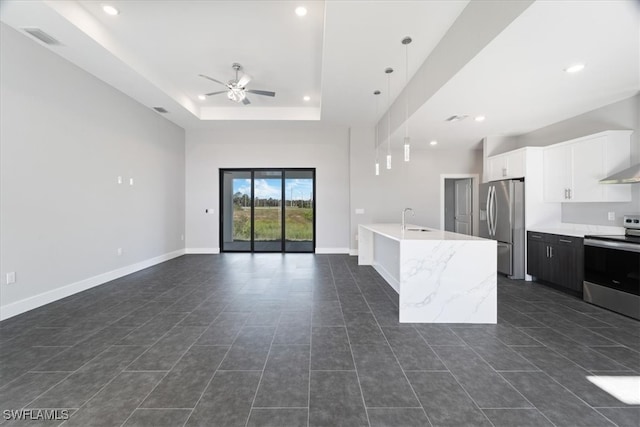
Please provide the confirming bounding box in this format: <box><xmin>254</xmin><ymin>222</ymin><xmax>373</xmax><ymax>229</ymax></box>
<box><xmin>0</xmin><ymin>254</ymin><xmax>638</xmax><ymax>427</ymax></box>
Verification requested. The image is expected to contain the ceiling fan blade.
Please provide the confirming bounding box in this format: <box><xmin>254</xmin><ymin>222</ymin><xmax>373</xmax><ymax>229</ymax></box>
<box><xmin>246</xmin><ymin>89</ymin><xmax>276</xmax><ymax>97</ymax></box>
<box><xmin>237</xmin><ymin>73</ymin><xmax>252</xmax><ymax>88</ymax></box>
<box><xmin>242</xmin><ymin>97</ymin><xmax>251</xmax><ymax>105</ymax></box>
<box><xmin>205</xmin><ymin>90</ymin><xmax>227</xmax><ymax>96</ymax></box>
<box><xmin>198</xmin><ymin>74</ymin><xmax>228</xmax><ymax>87</ymax></box>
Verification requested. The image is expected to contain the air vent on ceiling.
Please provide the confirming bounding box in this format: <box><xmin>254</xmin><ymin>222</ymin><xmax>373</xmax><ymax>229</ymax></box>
<box><xmin>22</xmin><ymin>28</ymin><xmax>61</xmax><ymax>45</ymax></box>
<box><xmin>445</xmin><ymin>115</ymin><xmax>468</xmax><ymax>122</ymax></box>
<box><xmin>152</xmin><ymin>107</ymin><xmax>169</xmax><ymax>113</ymax></box>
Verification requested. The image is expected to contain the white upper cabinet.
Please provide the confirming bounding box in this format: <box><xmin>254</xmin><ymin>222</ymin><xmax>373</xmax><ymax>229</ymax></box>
<box><xmin>542</xmin><ymin>130</ymin><xmax>632</xmax><ymax>203</ymax></box>
<box><xmin>543</xmin><ymin>144</ymin><xmax>571</xmax><ymax>202</ymax></box>
<box><xmin>487</xmin><ymin>148</ymin><xmax>525</xmax><ymax>181</ymax></box>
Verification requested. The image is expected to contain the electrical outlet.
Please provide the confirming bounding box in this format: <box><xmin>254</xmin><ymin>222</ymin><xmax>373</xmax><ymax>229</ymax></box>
<box><xmin>6</xmin><ymin>272</ymin><xmax>15</xmax><ymax>284</ymax></box>
<box><xmin>129</xmin><ymin>178</ymin><xmax>134</xmax><ymax>186</ymax></box>
<box><xmin>608</xmin><ymin>212</ymin><xmax>615</xmax><ymax>221</ymax></box>
<box><xmin>117</xmin><ymin>176</ymin><xmax>123</xmax><ymax>184</ymax></box>
<box><xmin>117</xmin><ymin>248</ymin><xmax>122</xmax><ymax>256</ymax></box>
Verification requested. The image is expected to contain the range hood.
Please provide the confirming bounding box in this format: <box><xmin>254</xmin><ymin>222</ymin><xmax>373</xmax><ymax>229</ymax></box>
<box><xmin>600</xmin><ymin>164</ymin><xmax>640</xmax><ymax>184</ymax></box>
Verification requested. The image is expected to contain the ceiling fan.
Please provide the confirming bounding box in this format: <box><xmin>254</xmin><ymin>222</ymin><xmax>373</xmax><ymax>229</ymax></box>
<box><xmin>199</xmin><ymin>63</ymin><xmax>276</xmax><ymax>105</ymax></box>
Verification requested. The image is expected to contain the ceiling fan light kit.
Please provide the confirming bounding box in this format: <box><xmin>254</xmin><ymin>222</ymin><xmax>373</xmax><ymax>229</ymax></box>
<box><xmin>199</xmin><ymin>63</ymin><xmax>276</xmax><ymax>105</ymax></box>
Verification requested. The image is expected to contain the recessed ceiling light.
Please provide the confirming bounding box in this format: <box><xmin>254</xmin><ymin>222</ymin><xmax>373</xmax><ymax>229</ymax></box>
<box><xmin>102</xmin><ymin>5</ymin><xmax>119</xmax><ymax>16</ymax></box>
<box><xmin>295</xmin><ymin>6</ymin><xmax>307</xmax><ymax>16</ymax></box>
<box><xmin>198</xmin><ymin>95</ymin><xmax>206</xmax><ymax>101</ymax></box>
<box><xmin>475</xmin><ymin>115</ymin><xmax>486</xmax><ymax>122</ymax></box>
<box><xmin>430</xmin><ymin>140</ymin><xmax>438</xmax><ymax>146</ymax></box>
<box><xmin>564</xmin><ymin>63</ymin><xmax>585</xmax><ymax>73</ymax></box>
<box><xmin>303</xmin><ymin>95</ymin><xmax>310</xmax><ymax>101</ymax></box>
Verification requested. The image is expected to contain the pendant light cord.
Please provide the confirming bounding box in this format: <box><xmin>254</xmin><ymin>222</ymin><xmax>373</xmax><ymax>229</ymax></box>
<box><xmin>387</xmin><ymin>72</ymin><xmax>391</xmax><ymax>156</ymax></box>
<box><xmin>405</xmin><ymin>42</ymin><xmax>409</xmax><ymax>138</ymax></box>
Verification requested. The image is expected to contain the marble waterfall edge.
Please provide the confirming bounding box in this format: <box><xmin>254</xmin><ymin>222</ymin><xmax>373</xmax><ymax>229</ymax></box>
<box><xmin>399</xmin><ymin>240</ymin><xmax>496</xmax><ymax>323</ymax></box>
<box><xmin>358</xmin><ymin>224</ymin><xmax>497</xmax><ymax>324</ymax></box>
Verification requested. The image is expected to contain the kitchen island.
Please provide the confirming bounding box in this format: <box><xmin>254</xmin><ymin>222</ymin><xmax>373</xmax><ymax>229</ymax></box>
<box><xmin>358</xmin><ymin>224</ymin><xmax>496</xmax><ymax>323</ymax></box>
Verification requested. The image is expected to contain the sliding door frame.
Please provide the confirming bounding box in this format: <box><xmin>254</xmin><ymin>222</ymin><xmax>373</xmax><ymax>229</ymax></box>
<box><xmin>219</xmin><ymin>168</ymin><xmax>316</xmax><ymax>253</ymax></box>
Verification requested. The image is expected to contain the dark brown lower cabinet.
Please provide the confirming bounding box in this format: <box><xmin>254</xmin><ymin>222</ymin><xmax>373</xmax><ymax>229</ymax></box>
<box><xmin>527</xmin><ymin>231</ymin><xmax>583</xmax><ymax>296</ymax></box>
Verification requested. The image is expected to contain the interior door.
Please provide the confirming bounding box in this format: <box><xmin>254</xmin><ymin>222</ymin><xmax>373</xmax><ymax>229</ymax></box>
<box><xmin>454</xmin><ymin>178</ymin><xmax>472</xmax><ymax>235</ymax></box>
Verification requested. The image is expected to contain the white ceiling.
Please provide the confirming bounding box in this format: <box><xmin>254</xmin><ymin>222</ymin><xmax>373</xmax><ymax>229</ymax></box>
<box><xmin>404</xmin><ymin>0</ymin><xmax>640</xmax><ymax>150</ymax></box>
<box><xmin>1</xmin><ymin>0</ymin><xmax>638</xmax><ymax>150</ymax></box>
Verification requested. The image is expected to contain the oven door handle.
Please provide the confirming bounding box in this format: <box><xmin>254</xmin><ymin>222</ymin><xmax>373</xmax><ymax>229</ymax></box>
<box><xmin>584</xmin><ymin>238</ymin><xmax>640</xmax><ymax>253</ymax></box>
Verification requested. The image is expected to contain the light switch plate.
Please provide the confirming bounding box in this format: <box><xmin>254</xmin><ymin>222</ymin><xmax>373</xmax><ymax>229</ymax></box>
<box><xmin>608</xmin><ymin>212</ymin><xmax>615</xmax><ymax>221</ymax></box>
<box><xmin>6</xmin><ymin>272</ymin><xmax>15</xmax><ymax>284</ymax></box>
<box><xmin>355</xmin><ymin>208</ymin><xmax>365</xmax><ymax>215</ymax></box>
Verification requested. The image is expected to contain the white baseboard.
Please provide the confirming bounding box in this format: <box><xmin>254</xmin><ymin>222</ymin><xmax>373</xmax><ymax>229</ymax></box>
<box><xmin>0</xmin><ymin>249</ymin><xmax>186</xmax><ymax>321</ymax></box>
<box><xmin>185</xmin><ymin>248</ymin><xmax>220</xmax><ymax>254</ymax></box>
<box><xmin>349</xmin><ymin>249</ymin><xmax>358</xmax><ymax>256</ymax></box>
<box><xmin>315</xmin><ymin>247</ymin><xmax>350</xmax><ymax>254</ymax></box>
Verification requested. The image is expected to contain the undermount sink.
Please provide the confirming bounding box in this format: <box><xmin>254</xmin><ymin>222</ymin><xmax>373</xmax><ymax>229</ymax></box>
<box><xmin>406</xmin><ymin>227</ymin><xmax>430</xmax><ymax>232</ymax></box>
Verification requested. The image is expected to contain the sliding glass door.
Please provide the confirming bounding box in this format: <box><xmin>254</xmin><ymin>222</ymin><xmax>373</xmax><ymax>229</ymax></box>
<box><xmin>253</xmin><ymin>170</ymin><xmax>283</xmax><ymax>252</ymax></box>
<box><xmin>220</xmin><ymin>169</ymin><xmax>315</xmax><ymax>253</ymax></box>
<box><xmin>284</xmin><ymin>170</ymin><xmax>314</xmax><ymax>252</ymax></box>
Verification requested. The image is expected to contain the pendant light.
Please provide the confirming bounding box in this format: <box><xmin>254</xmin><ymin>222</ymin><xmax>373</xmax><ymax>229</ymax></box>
<box><xmin>385</xmin><ymin>67</ymin><xmax>393</xmax><ymax>170</ymax></box>
<box><xmin>402</xmin><ymin>36</ymin><xmax>412</xmax><ymax>162</ymax></box>
<box><xmin>374</xmin><ymin>90</ymin><xmax>381</xmax><ymax>176</ymax></box>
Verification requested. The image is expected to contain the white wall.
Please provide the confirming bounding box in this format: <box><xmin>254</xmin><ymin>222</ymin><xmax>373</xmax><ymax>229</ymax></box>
<box><xmin>185</xmin><ymin>126</ymin><xmax>350</xmax><ymax>253</ymax></box>
<box><xmin>514</xmin><ymin>94</ymin><xmax>639</xmax><ymax>227</ymax></box>
<box><xmin>349</xmin><ymin>127</ymin><xmax>483</xmax><ymax>252</ymax></box>
<box><xmin>0</xmin><ymin>24</ymin><xmax>186</xmax><ymax>319</ymax></box>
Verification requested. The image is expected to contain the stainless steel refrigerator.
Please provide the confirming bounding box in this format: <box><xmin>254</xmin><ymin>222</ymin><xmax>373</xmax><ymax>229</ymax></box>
<box><xmin>479</xmin><ymin>179</ymin><xmax>525</xmax><ymax>279</ymax></box>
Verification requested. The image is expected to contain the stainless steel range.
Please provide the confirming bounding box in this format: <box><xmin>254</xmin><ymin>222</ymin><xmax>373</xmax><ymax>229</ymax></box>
<box><xmin>584</xmin><ymin>215</ymin><xmax>640</xmax><ymax>320</ymax></box>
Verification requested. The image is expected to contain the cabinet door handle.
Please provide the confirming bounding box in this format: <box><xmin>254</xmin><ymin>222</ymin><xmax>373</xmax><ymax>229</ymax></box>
<box><xmin>502</xmin><ymin>167</ymin><xmax>507</xmax><ymax>177</ymax></box>
<box><xmin>563</xmin><ymin>189</ymin><xmax>567</xmax><ymax>199</ymax></box>
<box><xmin>568</xmin><ymin>188</ymin><xmax>572</xmax><ymax>199</ymax></box>
<box><xmin>531</xmin><ymin>235</ymin><xmax>542</xmax><ymax>239</ymax></box>
<box><xmin>546</xmin><ymin>246</ymin><xmax>549</xmax><ymax>257</ymax></box>
<box><xmin>550</xmin><ymin>247</ymin><xmax>553</xmax><ymax>258</ymax></box>
<box><xmin>559</xmin><ymin>239</ymin><xmax>572</xmax><ymax>243</ymax></box>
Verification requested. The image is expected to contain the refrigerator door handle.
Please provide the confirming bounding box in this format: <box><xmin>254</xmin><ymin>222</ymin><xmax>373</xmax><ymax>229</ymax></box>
<box><xmin>491</xmin><ymin>185</ymin><xmax>496</xmax><ymax>237</ymax></box>
<box><xmin>488</xmin><ymin>186</ymin><xmax>495</xmax><ymax>236</ymax></box>
<box><xmin>492</xmin><ymin>185</ymin><xmax>498</xmax><ymax>237</ymax></box>
<box><xmin>485</xmin><ymin>186</ymin><xmax>493</xmax><ymax>236</ymax></box>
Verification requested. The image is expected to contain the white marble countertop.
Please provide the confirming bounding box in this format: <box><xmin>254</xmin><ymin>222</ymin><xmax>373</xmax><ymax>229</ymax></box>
<box><xmin>359</xmin><ymin>223</ymin><xmax>491</xmax><ymax>242</ymax></box>
<box><xmin>527</xmin><ymin>223</ymin><xmax>625</xmax><ymax>238</ymax></box>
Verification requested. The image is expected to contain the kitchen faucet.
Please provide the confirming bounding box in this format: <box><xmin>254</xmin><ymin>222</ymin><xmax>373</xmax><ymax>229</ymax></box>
<box><xmin>402</xmin><ymin>208</ymin><xmax>414</xmax><ymax>231</ymax></box>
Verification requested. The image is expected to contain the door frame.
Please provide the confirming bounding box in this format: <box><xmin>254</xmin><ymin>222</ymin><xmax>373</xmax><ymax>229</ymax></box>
<box><xmin>219</xmin><ymin>168</ymin><xmax>316</xmax><ymax>253</ymax></box>
<box><xmin>439</xmin><ymin>174</ymin><xmax>479</xmax><ymax>235</ymax></box>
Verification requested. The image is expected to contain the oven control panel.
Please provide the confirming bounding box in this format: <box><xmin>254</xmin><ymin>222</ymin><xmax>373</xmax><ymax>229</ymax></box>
<box><xmin>623</xmin><ymin>215</ymin><xmax>640</xmax><ymax>230</ymax></box>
